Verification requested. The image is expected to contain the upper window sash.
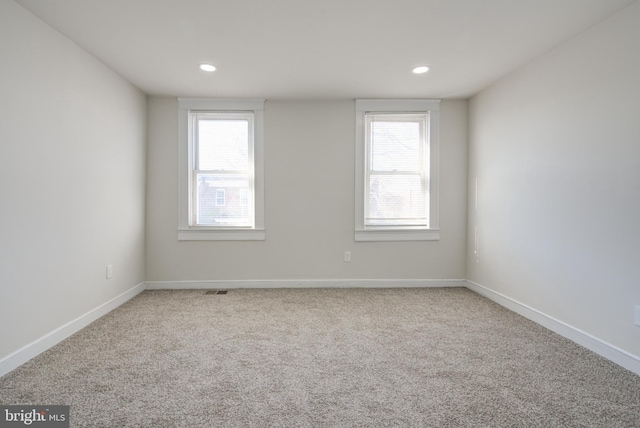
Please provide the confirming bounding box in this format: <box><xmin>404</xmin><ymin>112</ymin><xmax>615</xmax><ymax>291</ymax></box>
<box><xmin>192</xmin><ymin>111</ymin><xmax>254</xmax><ymax>173</ymax></box>
<box><xmin>365</xmin><ymin>113</ymin><xmax>428</xmax><ymax>174</ymax></box>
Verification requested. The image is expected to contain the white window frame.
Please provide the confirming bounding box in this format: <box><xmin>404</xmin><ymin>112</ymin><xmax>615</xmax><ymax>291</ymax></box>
<box><xmin>178</xmin><ymin>98</ymin><xmax>265</xmax><ymax>241</ymax></box>
<box><xmin>355</xmin><ymin>99</ymin><xmax>440</xmax><ymax>242</ymax></box>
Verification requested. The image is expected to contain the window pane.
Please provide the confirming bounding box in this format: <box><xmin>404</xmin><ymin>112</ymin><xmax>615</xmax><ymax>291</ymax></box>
<box><xmin>198</xmin><ymin>119</ymin><xmax>249</xmax><ymax>171</ymax></box>
<box><xmin>196</xmin><ymin>173</ymin><xmax>251</xmax><ymax>225</ymax></box>
<box><xmin>370</xmin><ymin>120</ymin><xmax>421</xmax><ymax>171</ymax></box>
<box><xmin>367</xmin><ymin>174</ymin><xmax>427</xmax><ymax>226</ymax></box>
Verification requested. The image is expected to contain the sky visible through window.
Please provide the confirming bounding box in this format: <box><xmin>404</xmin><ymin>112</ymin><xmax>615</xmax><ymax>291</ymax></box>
<box><xmin>197</xmin><ymin>119</ymin><xmax>249</xmax><ymax>171</ymax></box>
<box><xmin>370</xmin><ymin>121</ymin><xmax>420</xmax><ymax>171</ymax></box>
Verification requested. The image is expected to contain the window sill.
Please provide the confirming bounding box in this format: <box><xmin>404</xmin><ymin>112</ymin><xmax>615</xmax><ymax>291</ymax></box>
<box><xmin>355</xmin><ymin>228</ymin><xmax>440</xmax><ymax>242</ymax></box>
<box><xmin>178</xmin><ymin>228</ymin><xmax>266</xmax><ymax>241</ymax></box>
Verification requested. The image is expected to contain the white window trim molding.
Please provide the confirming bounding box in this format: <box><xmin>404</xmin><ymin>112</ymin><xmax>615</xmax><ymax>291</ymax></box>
<box><xmin>178</xmin><ymin>98</ymin><xmax>265</xmax><ymax>241</ymax></box>
<box><xmin>355</xmin><ymin>99</ymin><xmax>440</xmax><ymax>242</ymax></box>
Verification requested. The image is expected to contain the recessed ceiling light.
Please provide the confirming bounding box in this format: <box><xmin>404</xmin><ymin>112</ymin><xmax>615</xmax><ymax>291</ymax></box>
<box><xmin>412</xmin><ymin>66</ymin><xmax>430</xmax><ymax>74</ymax></box>
<box><xmin>199</xmin><ymin>64</ymin><xmax>216</xmax><ymax>72</ymax></box>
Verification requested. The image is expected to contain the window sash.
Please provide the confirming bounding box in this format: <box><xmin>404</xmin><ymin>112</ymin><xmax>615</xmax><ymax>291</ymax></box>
<box><xmin>364</xmin><ymin>113</ymin><xmax>430</xmax><ymax>228</ymax></box>
<box><xmin>189</xmin><ymin>112</ymin><xmax>256</xmax><ymax>228</ymax></box>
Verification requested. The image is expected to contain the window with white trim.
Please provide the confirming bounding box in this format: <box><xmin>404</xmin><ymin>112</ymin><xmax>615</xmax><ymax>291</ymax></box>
<box><xmin>355</xmin><ymin>99</ymin><xmax>440</xmax><ymax>241</ymax></box>
<box><xmin>178</xmin><ymin>98</ymin><xmax>265</xmax><ymax>241</ymax></box>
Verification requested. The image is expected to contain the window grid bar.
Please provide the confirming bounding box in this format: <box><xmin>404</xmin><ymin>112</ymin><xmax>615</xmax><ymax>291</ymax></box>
<box><xmin>366</xmin><ymin>218</ymin><xmax>429</xmax><ymax>222</ymax></box>
<box><xmin>195</xmin><ymin>169</ymin><xmax>250</xmax><ymax>175</ymax></box>
<box><xmin>368</xmin><ymin>171</ymin><xmax>425</xmax><ymax>175</ymax></box>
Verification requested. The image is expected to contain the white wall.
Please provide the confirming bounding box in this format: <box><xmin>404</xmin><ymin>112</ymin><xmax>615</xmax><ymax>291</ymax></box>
<box><xmin>467</xmin><ymin>1</ymin><xmax>640</xmax><ymax>359</ymax></box>
<box><xmin>0</xmin><ymin>1</ymin><xmax>146</xmax><ymax>362</ymax></box>
<box><xmin>146</xmin><ymin>98</ymin><xmax>467</xmax><ymax>282</ymax></box>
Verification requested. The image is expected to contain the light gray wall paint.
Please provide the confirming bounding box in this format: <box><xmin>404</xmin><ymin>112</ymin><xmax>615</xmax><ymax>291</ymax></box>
<box><xmin>146</xmin><ymin>99</ymin><xmax>467</xmax><ymax>281</ymax></box>
<box><xmin>467</xmin><ymin>2</ymin><xmax>640</xmax><ymax>357</ymax></box>
<box><xmin>0</xmin><ymin>1</ymin><xmax>147</xmax><ymax>360</ymax></box>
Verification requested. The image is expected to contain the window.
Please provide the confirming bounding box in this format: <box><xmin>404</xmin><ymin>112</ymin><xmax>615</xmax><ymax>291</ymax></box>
<box><xmin>355</xmin><ymin>99</ymin><xmax>440</xmax><ymax>241</ymax></box>
<box><xmin>215</xmin><ymin>189</ymin><xmax>226</xmax><ymax>207</ymax></box>
<box><xmin>178</xmin><ymin>98</ymin><xmax>265</xmax><ymax>240</ymax></box>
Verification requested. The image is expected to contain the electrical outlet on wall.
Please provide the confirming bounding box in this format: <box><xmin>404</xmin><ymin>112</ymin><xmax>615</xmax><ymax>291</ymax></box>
<box><xmin>106</xmin><ymin>265</ymin><xmax>113</xmax><ymax>279</ymax></box>
<box><xmin>344</xmin><ymin>251</ymin><xmax>352</xmax><ymax>262</ymax></box>
<box><xmin>635</xmin><ymin>306</ymin><xmax>640</xmax><ymax>327</ymax></box>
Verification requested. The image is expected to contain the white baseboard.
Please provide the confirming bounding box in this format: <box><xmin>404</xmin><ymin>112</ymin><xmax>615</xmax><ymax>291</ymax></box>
<box><xmin>4</xmin><ymin>279</ymin><xmax>637</xmax><ymax>379</ymax></box>
<box><xmin>144</xmin><ymin>278</ymin><xmax>467</xmax><ymax>289</ymax></box>
<box><xmin>465</xmin><ymin>280</ymin><xmax>640</xmax><ymax>376</ymax></box>
<box><xmin>0</xmin><ymin>282</ymin><xmax>146</xmax><ymax>378</ymax></box>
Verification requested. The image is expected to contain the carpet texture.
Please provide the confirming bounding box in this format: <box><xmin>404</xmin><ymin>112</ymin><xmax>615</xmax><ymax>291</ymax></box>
<box><xmin>1</xmin><ymin>288</ymin><xmax>638</xmax><ymax>427</ymax></box>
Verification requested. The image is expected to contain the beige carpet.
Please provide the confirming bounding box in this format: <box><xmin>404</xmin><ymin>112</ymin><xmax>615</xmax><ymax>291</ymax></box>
<box><xmin>1</xmin><ymin>288</ymin><xmax>638</xmax><ymax>427</ymax></box>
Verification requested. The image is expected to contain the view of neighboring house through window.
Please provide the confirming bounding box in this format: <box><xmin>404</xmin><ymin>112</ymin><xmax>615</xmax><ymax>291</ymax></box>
<box><xmin>214</xmin><ymin>189</ymin><xmax>226</xmax><ymax>207</ymax></box>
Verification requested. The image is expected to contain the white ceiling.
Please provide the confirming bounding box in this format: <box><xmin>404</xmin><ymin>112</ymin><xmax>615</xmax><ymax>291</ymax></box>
<box><xmin>15</xmin><ymin>0</ymin><xmax>636</xmax><ymax>100</ymax></box>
